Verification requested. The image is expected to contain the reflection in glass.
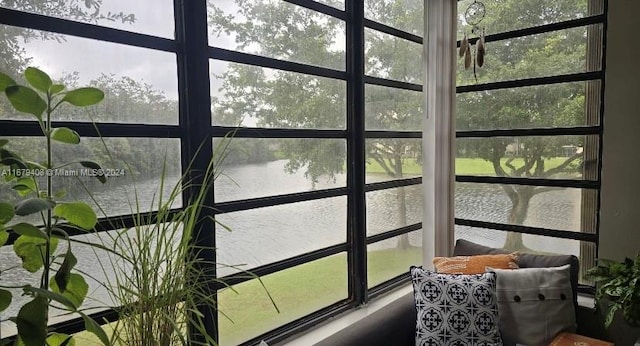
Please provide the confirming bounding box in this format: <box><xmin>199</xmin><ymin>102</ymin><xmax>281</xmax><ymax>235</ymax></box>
<box><xmin>218</xmin><ymin>253</ymin><xmax>348</xmax><ymax>345</ymax></box>
<box><xmin>366</xmin><ymin>185</ymin><xmax>422</xmax><ymax>236</ymax></box>
<box><xmin>207</xmin><ymin>0</ymin><xmax>345</xmax><ymax>70</ymax></box>
<box><xmin>0</xmin><ymin>0</ymin><xmax>175</xmax><ymax>38</ymax></box>
<box><xmin>365</xmin><ymin>28</ymin><xmax>422</xmax><ymax>84</ymax></box>
<box><xmin>215</xmin><ymin>197</ymin><xmax>347</xmax><ymax>275</ymax></box>
<box><xmin>365</xmin><ymin>84</ymin><xmax>422</xmax><ymax>131</ymax></box>
<box><xmin>457</xmin><ymin>25</ymin><xmax>602</xmax><ymax>86</ymax></box>
<box><xmin>368</xmin><ymin>231</ymin><xmax>422</xmax><ymax>288</ymax></box>
<box><xmin>455</xmin><ymin>183</ymin><xmax>597</xmax><ymax>233</ymax></box>
<box><xmin>457</xmin><ymin>81</ymin><xmax>601</xmax><ymax>131</ymax></box>
<box><xmin>213</xmin><ymin>138</ymin><xmax>346</xmax><ymax>202</ymax></box>
<box><xmin>365</xmin><ymin>138</ymin><xmax>422</xmax><ymax>184</ymax></box>
<box><xmin>210</xmin><ymin>60</ymin><xmax>346</xmax><ymax>129</ymax></box>
<box><xmin>0</xmin><ymin>25</ymin><xmax>178</xmax><ymax>124</ymax></box>
<box><xmin>365</xmin><ymin>0</ymin><xmax>424</xmax><ymax>36</ymax></box>
<box><xmin>455</xmin><ymin>136</ymin><xmax>599</xmax><ymax>180</ymax></box>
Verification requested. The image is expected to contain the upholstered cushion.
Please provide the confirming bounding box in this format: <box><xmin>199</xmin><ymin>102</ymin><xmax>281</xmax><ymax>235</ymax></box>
<box><xmin>453</xmin><ymin>239</ymin><xmax>580</xmax><ymax>305</ymax></box>
<box><xmin>410</xmin><ymin>266</ymin><xmax>503</xmax><ymax>346</ymax></box>
<box><xmin>433</xmin><ymin>253</ymin><xmax>519</xmax><ymax>274</ymax></box>
<box><xmin>489</xmin><ymin>265</ymin><xmax>576</xmax><ymax>346</ymax></box>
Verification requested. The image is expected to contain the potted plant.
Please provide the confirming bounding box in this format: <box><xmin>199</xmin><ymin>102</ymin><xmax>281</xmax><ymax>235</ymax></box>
<box><xmin>0</xmin><ymin>67</ymin><xmax>110</xmax><ymax>345</ymax></box>
<box><xmin>586</xmin><ymin>252</ymin><xmax>640</xmax><ymax>343</ymax></box>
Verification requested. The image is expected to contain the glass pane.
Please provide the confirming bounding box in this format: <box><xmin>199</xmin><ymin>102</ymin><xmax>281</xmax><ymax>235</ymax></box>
<box><xmin>214</xmin><ymin>138</ymin><xmax>346</xmax><ymax>202</ymax></box>
<box><xmin>457</xmin><ymin>0</ymin><xmax>603</xmax><ymax>39</ymax></box>
<box><xmin>364</xmin><ymin>0</ymin><xmax>424</xmax><ymax>36</ymax></box>
<box><xmin>207</xmin><ymin>0</ymin><xmax>345</xmax><ymax>70</ymax></box>
<box><xmin>365</xmin><ymin>84</ymin><xmax>423</xmax><ymax>131</ymax></box>
<box><xmin>365</xmin><ymin>138</ymin><xmax>422</xmax><ymax>183</ymax></box>
<box><xmin>455</xmin><ymin>183</ymin><xmax>598</xmax><ymax>233</ymax></box>
<box><xmin>454</xmin><ymin>226</ymin><xmax>596</xmax><ymax>284</ymax></box>
<box><xmin>0</xmin><ymin>137</ymin><xmax>181</xmax><ymax>223</ymax></box>
<box><xmin>0</xmin><ymin>25</ymin><xmax>178</xmax><ymax>124</ymax></box>
<box><xmin>365</xmin><ymin>28</ymin><xmax>422</xmax><ymax>84</ymax></box>
<box><xmin>455</xmin><ymin>136</ymin><xmax>599</xmax><ymax>180</ymax></box>
<box><xmin>368</xmin><ymin>230</ymin><xmax>422</xmax><ymax>288</ymax></box>
<box><xmin>210</xmin><ymin>60</ymin><xmax>346</xmax><ymax>129</ymax></box>
<box><xmin>215</xmin><ymin>197</ymin><xmax>346</xmax><ymax>275</ymax></box>
<box><xmin>367</xmin><ymin>185</ymin><xmax>422</xmax><ymax>236</ymax></box>
<box><xmin>314</xmin><ymin>0</ymin><xmax>344</xmax><ymax>10</ymax></box>
<box><xmin>457</xmin><ymin>25</ymin><xmax>602</xmax><ymax>86</ymax></box>
<box><xmin>457</xmin><ymin>80</ymin><xmax>602</xmax><ymax>130</ymax></box>
<box><xmin>1</xmin><ymin>0</ymin><xmax>174</xmax><ymax>38</ymax></box>
<box><xmin>218</xmin><ymin>253</ymin><xmax>348</xmax><ymax>345</ymax></box>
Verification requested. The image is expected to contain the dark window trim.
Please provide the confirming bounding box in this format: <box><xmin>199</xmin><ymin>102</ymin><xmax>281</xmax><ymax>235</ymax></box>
<box><xmin>0</xmin><ymin>0</ymin><xmax>424</xmax><ymax>343</ymax></box>
<box><xmin>364</xmin><ymin>18</ymin><xmax>423</xmax><ymax>44</ymax></box>
<box><xmin>455</xmin><ymin>218</ymin><xmax>598</xmax><ymax>243</ymax></box>
<box><xmin>366</xmin><ymin>223</ymin><xmax>422</xmax><ymax>244</ymax></box>
<box><xmin>0</xmin><ymin>7</ymin><xmax>177</xmax><ymax>52</ymax></box>
<box><xmin>457</xmin><ymin>71</ymin><xmax>603</xmax><ymax>93</ymax></box>
<box><xmin>456</xmin><ymin>126</ymin><xmax>601</xmax><ymax>138</ymax></box>
<box><xmin>456</xmin><ymin>14</ymin><xmax>605</xmax><ymax>47</ymax></box>
<box><xmin>456</xmin><ymin>176</ymin><xmax>600</xmax><ymax>189</ymax></box>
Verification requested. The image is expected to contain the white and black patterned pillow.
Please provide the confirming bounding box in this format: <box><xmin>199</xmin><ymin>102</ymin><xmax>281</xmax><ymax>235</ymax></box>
<box><xmin>411</xmin><ymin>266</ymin><xmax>503</xmax><ymax>346</ymax></box>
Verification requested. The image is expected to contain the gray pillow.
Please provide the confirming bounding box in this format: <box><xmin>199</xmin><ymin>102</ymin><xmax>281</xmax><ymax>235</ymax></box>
<box><xmin>453</xmin><ymin>239</ymin><xmax>579</xmax><ymax>305</ymax></box>
<box><xmin>489</xmin><ymin>265</ymin><xmax>577</xmax><ymax>346</ymax></box>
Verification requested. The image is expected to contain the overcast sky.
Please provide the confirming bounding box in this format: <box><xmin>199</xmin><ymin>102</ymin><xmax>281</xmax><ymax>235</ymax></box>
<box><xmin>21</xmin><ymin>0</ymin><xmax>239</xmax><ymax>101</ymax></box>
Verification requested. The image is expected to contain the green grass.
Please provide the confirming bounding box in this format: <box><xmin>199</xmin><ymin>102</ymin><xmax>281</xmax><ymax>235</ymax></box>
<box><xmin>365</xmin><ymin>157</ymin><xmax>578</xmax><ymax>177</ymax></box>
<box><xmin>73</xmin><ymin>246</ymin><xmax>422</xmax><ymax>346</ymax></box>
<box><xmin>455</xmin><ymin>157</ymin><xmax>579</xmax><ymax>176</ymax></box>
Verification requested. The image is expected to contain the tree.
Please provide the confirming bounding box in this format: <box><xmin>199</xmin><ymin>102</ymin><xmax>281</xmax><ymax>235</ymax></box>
<box><xmin>456</xmin><ymin>0</ymin><xmax>598</xmax><ymax>249</ymax></box>
<box><xmin>208</xmin><ymin>0</ymin><xmax>423</xmax><ymax>248</ymax></box>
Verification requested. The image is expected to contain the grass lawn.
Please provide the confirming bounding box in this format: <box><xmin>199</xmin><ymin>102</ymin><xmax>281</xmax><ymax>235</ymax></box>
<box><xmin>73</xmin><ymin>246</ymin><xmax>422</xmax><ymax>346</ymax></box>
<box><xmin>365</xmin><ymin>157</ymin><xmax>577</xmax><ymax>177</ymax></box>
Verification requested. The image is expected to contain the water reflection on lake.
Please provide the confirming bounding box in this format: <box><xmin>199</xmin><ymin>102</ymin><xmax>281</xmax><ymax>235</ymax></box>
<box><xmin>0</xmin><ymin>159</ymin><xmax>583</xmax><ymax>332</ymax></box>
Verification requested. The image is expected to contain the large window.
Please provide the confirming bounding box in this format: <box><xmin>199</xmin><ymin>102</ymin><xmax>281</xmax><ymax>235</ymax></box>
<box><xmin>0</xmin><ymin>1</ymin><xmax>423</xmax><ymax>345</ymax></box>
<box><xmin>454</xmin><ymin>0</ymin><xmax>606</xmax><ymax>290</ymax></box>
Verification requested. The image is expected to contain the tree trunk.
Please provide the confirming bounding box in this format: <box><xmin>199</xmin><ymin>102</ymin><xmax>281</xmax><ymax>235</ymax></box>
<box><xmin>392</xmin><ymin>150</ymin><xmax>410</xmax><ymax>249</ymax></box>
<box><xmin>396</xmin><ymin>185</ymin><xmax>410</xmax><ymax>249</ymax></box>
<box><xmin>503</xmin><ymin>186</ymin><xmax>533</xmax><ymax>251</ymax></box>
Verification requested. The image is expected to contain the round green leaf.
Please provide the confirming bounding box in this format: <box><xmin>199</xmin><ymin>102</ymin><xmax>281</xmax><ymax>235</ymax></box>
<box><xmin>0</xmin><ymin>72</ymin><xmax>16</xmax><ymax>92</ymax></box>
<box><xmin>0</xmin><ymin>202</ymin><xmax>14</xmax><ymax>224</ymax></box>
<box><xmin>15</xmin><ymin>198</ymin><xmax>55</xmax><ymax>216</ymax></box>
<box><xmin>5</xmin><ymin>85</ymin><xmax>47</xmax><ymax>120</ymax></box>
<box><xmin>11</xmin><ymin>223</ymin><xmax>47</xmax><ymax>240</ymax></box>
<box><xmin>23</xmin><ymin>285</ymin><xmax>76</xmax><ymax>311</ymax></box>
<box><xmin>24</xmin><ymin>67</ymin><xmax>52</xmax><ymax>93</ymax></box>
<box><xmin>16</xmin><ymin>296</ymin><xmax>48</xmax><ymax>346</ymax></box>
<box><xmin>62</xmin><ymin>87</ymin><xmax>104</xmax><ymax>107</ymax></box>
<box><xmin>0</xmin><ymin>230</ymin><xmax>8</xmax><ymax>247</ymax></box>
<box><xmin>46</xmin><ymin>333</ymin><xmax>75</xmax><ymax>346</ymax></box>
<box><xmin>49</xmin><ymin>84</ymin><xmax>66</xmax><ymax>94</ymax></box>
<box><xmin>50</xmin><ymin>273</ymin><xmax>88</xmax><ymax>309</ymax></box>
<box><xmin>0</xmin><ymin>288</ymin><xmax>11</xmax><ymax>312</ymax></box>
<box><xmin>51</xmin><ymin>127</ymin><xmax>81</xmax><ymax>144</ymax></box>
<box><xmin>53</xmin><ymin>202</ymin><xmax>97</xmax><ymax>230</ymax></box>
<box><xmin>54</xmin><ymin>251</ymin><xmax>78</xmax><ymax>292</ymax></box>
<box><xmin>13</xmin><ymin>236</ymin><xmax>58</xmax><ymax>273</ymax></box>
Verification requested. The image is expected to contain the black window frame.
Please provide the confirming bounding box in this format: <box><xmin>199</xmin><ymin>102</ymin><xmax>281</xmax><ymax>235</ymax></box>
<box><xmin>0</xmin><ymin>0</ymin><xmax>424</xmax><ymax>344</ymax></box>
<box><xmin>454</xmin><ymin>0</ymin><xmax>608</xmax><ymax>295</ymax></box>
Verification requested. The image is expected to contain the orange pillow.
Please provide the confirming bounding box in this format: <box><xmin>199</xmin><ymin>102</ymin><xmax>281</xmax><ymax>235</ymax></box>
<box><xmin>433</xmin><ymin>253</ymin><xmax>519</xmax><ymax>274</ymax></box>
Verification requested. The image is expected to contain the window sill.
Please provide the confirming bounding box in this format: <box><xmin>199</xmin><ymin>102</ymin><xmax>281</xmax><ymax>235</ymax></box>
<box><xmin>278</xmin><ymin>285</ymin><xmax>413</xmax><ymax>346</ymax></box>
<box><xmin>577</xmin><ymin>293</ymin><xmax>596</xmax><ymax>310</ymax></box>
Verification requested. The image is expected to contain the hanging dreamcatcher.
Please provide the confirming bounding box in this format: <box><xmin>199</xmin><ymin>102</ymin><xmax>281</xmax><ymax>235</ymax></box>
<box><xmin>459</xmin><ymin>0</ymin><xmax>486</xmax><ymax>83</ymax></box>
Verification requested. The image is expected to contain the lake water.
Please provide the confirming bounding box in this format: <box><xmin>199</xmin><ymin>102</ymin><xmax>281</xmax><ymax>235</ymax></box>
<box><xmin>0</xmin><ymin>159</ymin><xmax>583</xmax><ymax>334</ymax></box>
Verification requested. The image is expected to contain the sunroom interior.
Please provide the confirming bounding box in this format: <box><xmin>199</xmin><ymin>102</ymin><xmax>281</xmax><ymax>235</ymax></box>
<box><xmin>0</xmin><ymin>0</ymin><xmax>639</xmax><ymax>345</ymax></box>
